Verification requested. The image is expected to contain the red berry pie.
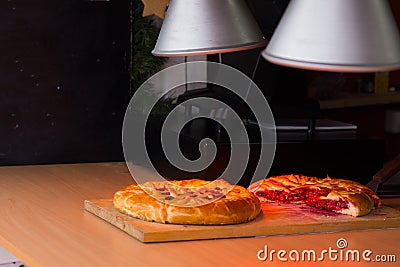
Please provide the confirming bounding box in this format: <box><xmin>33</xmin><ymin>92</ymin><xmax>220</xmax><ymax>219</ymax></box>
<box><xmin>249</xmin><ymin>174</ymin><xmax>381</xmax><ymax>217</ymax></box>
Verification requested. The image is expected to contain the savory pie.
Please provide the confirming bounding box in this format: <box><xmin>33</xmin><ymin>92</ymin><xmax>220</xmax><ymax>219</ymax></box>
<box><xmin>113</xmin><ymin>179</ymin><xmax>261</xmax><ymax>224</ymax></box>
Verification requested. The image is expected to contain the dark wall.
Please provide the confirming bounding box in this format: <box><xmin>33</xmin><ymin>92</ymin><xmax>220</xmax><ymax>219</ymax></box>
<box><xmin>213</xmin><ymin>0</ymin><xmax>311</xmax><ymax>119</ymax></box>
<box><xmin>0</xmin><ymin>1</ymin><xmax>130</xmax><ymax>165</ymax></box>
<box><xmin>388</xmin><ymin>0</ymin><xmax>400</xmax><ymax>86</ymax></box>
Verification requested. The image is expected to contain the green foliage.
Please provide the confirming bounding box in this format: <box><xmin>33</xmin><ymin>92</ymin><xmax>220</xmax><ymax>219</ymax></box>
<box><xmin>130</xmin><ymin>0</ymin><xmax>166</xmax><ymax>93</ymax></box>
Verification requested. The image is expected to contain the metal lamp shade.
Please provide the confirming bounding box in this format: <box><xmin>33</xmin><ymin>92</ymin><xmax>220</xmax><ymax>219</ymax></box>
<box><xmin>152</xmin><ymin>0</ymin><xmax>266</xmax><ymax>56</ymax></box>
<box><xmin>263</xmin><ymin>0</ymin><xmax>400</xmax><ymax>72</ymax></box>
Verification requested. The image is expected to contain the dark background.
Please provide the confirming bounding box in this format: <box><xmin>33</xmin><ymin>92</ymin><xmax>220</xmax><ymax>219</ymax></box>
<box><xmin>0</xmin><ymin>0</ymin><xmax>130</xmax><ymax>165</ymax></box>
<box><xmin>0</xmin><ymin>0</ymin><xmax>399</xmax><ymax>174</ymax></box>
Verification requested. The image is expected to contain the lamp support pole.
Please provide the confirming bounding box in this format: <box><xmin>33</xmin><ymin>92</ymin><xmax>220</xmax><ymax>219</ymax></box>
<box><xmin>184</xmin><ymin>56</ymin><xmax>188</xmax><ymax>93</ymax></box>
<box><xmin>244</xmin><ymin>52</ymin><xmax>262</xmax><ymax>100</ymax></box>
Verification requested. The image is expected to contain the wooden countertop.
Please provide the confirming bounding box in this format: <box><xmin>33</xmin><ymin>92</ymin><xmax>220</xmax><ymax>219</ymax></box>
<box><xmin>0</xmin><ymin>162</ymin><xmax>399</xmax><ymax>267</ymax></box>
<box><xmin>319</xmin><ymin>91</ymin><xmax>400</xmax><ymax>109</ymax></box>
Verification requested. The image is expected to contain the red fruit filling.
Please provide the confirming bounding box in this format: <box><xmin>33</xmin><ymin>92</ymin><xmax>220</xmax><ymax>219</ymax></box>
<box><xmin>256</xmin><ymin>187</ymin><xmax>349</xmax><ymax>211</ymax></box>
<box><xmin>306</xmin><ymin>198</ymin><xmax>349</xmax><ymax>211</ymax></box>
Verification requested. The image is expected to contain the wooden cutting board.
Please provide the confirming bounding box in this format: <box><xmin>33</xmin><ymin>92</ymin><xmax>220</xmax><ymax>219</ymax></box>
<box><xmin>84</xmin><ymin>199</ymin><xmax>400</xmax><ymax>243</ymax></box>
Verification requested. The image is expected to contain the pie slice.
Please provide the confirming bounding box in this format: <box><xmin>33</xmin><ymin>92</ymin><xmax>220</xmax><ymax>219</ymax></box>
<box><xmin>113</xmin><ymin>179</ymin><xmax>261</xmax><ymax>225</ymax></box>
<box><xmin>248</xmin><ymin>174</ymin><xmax>381</xmax><ymax>217</ymax></box>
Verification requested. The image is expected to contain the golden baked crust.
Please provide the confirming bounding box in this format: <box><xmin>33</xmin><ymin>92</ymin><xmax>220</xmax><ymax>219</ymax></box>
<box><xmin>248</xmin><ymin>174</ymin><xmax>381</xmax><ymax>217</ymax></box>
<box><xmin>113</xmin><ymin>179</ymin><xmax>261</xmax><ymax>225</ymax></box>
